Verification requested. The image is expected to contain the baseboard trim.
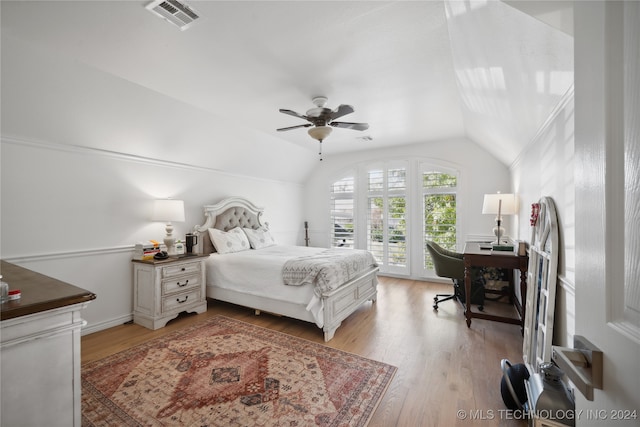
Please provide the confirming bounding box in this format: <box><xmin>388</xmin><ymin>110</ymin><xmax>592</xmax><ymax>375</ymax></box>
<box><xmin>82</xmin><ymin>314</ymin><xmax>133</xmax><ymax>336</ymax></box>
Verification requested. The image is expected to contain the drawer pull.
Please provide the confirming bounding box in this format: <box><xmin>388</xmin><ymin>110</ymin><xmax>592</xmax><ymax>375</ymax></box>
<box><xmin>177</xmin><ymin>279</ymin><xmax>189</xmax><ymax>287</ymax></box>
<box><xmin>176</xmin><ymin>295</ymin><xmax>189</xmax><ymax>304</ymax></box>
<box><xmin>181</xmin><ymin>267</ymin><xmax>186</xmax><ymax>271</ymax></box>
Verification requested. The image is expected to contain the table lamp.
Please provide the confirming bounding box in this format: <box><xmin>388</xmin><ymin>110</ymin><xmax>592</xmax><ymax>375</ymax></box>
<box><xmin>152</xmin><ymin>199</ymin><xmax>185</xmax><ymax>255</ymax></box>
<box><xmin>482</xmin><ymin>193</ymin><xmax>515</xmax><ymax>245</ymax></box>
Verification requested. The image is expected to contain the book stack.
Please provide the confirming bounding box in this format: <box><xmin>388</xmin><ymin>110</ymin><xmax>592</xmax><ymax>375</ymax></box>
<box><xmin>492</xmin><ymin>244</ymin><xmax>515</xmax><ymax>251</ymax></box>
<box><xmin>134</xmin><ymin>240</ymin><xmax>164</xmax><ymax>260</ymax></box>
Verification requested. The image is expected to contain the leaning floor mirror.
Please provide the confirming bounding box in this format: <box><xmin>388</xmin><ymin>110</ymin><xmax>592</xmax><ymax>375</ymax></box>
<box><xmin>522</xmin><ymin>196</ymin><xmax>559</xmax><ymax>372</ymax></box>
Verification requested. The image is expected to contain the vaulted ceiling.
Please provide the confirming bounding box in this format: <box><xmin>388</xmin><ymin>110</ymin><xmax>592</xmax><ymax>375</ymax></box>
<box><xmin>2</xmin><ymin>0</ymin><xmax>573</xmax><ymax>174</ymax></box>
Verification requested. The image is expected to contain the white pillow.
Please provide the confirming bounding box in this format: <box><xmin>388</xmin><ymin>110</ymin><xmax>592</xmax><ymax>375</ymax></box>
<box><xmin>208</xmin><ymin>227</ymin><xmax>251</xmax><ymax>254</ymax></box>
<box><xmin>243</xmin><ymin>227</ymin><xmax>277</xmax><ymax>249</ymax></box>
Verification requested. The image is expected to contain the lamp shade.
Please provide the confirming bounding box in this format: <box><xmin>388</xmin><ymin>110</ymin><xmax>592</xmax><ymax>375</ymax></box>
<box><xmin>308</xmin><ymin>126</ymin><xmax>332</xmax><ymax>141</ymax></box>
<box><xmin>482</xmin><ymin>193</ymin><xmax>515</xmax><ymax>215</ymax></box>
<box><xmin>152</xmin><ymin>199</ymin><xmax>185</xmax><ymax>222</ymax></box>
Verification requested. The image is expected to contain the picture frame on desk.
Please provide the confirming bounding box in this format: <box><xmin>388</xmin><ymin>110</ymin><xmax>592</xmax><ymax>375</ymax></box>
<box><xmin>517</xmin><ymin>241</ymin><xmax>527</xmax><ymax>256</ymax></box>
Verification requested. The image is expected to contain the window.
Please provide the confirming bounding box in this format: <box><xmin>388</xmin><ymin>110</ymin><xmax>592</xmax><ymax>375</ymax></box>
<box><xmin>422</xmin><ymin>169</ymin><xmax>458</xmax><ymax>271</ymax></box>
<box><xmin>329</xmin><ymin>161</ymin><xmax>458</xmax><ymax>279</ymax></box>
<box><xmin>330</xmin><ymin>175</ymin><xmax>355</xmax><ymax>248</ymax></box>
<box><xmin>365</xmin><ymin>164</ymin><xmax>407</xmax><ymax>275</ymax></box>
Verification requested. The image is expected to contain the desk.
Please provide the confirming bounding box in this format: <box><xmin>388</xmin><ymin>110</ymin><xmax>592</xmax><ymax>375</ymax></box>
<box><xmin>463</xmin><ymin>242</ymin><xmax>528</xmax><ymax>331</ymax></box>
<box><xmin>1</xmin><ymin>260</ymin><xmax>96</xmax><ymax>426</ymax></box>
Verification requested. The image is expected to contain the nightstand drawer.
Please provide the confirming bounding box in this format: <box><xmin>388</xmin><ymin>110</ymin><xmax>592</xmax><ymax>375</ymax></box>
<box><xmin>162</xmin><ymin>288</ymin><xmax>201</xmax><ymax>313</ymax></box>
<box><xmin>162</xmin><ymin>274</ymin><xmax>201</xmax><ymax>294</ymax></box>
<box><xmin>162</xmin><ymin>261</ymin><xmax>201</xmax><ymax>279</ymax></box>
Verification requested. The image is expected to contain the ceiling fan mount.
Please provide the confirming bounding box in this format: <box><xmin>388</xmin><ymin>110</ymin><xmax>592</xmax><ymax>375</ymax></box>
<box><xmin>305</xmin><ymin>96</ymin><xmax>331</xmax><ymax>121</ymax></box>
<box><xmin>311</xmin><ymin>96</ymin><xmax>328</xmax><ymax>107</ymax></box>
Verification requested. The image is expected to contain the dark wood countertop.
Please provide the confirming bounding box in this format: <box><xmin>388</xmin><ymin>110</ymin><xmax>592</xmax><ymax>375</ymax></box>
<box><xmin>1</xmin><ymin>260</ymin><xmax>96</xmax><ymax>321</ymax></box>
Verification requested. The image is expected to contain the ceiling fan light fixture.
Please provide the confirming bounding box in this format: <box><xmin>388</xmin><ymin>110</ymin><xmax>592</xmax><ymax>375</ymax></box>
<box><xmin>308</xmin><ymin>126</ymin><xmax>332</xmax><ymax>142</ymax></box>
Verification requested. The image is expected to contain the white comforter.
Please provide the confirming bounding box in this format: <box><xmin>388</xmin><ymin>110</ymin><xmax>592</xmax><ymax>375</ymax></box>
<box><xmin>205</xmin><ymin>245</ymin><xmax>376</xmax><ymax>327</ymax></box>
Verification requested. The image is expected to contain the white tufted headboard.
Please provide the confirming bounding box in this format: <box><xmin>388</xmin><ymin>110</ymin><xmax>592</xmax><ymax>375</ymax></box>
<box><xmin>192</xmin><ymin>197</ymin><xmax>267</xmax><ymax>254</ymax></box>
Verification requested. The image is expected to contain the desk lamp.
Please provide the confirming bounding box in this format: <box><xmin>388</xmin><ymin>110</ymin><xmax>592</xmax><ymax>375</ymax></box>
<box><xmin>482</xmin><ymin>193</ymin><xmax>515</xmax><ymax>245</ymax></box>
<box><xmin>152</xmin><ymin>199</ymin><xmax>185</xmax><ymax>255</ymax></box>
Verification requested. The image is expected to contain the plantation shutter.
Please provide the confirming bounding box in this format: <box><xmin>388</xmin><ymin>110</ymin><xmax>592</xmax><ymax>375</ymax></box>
<box><xmin>330</xmin><ymin>175</ymin><xmax>355</xmax><ymax>248</ymax></box>
<box><xmin>422</xmin><ymin>169</ymin><xmax>458</xmax><ymax>271</ymax></box>
<box><xmin>366</xmin><ymin>163</ymin><xmax>407</xmax><ymax>275</ymax></box>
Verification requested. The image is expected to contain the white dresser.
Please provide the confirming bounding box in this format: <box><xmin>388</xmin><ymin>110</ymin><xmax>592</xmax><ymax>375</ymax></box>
<box><xmin>0</xmin><ymin>260</ymin><xmax>95</xmax><ymax>427</ymax></box>
<box><xmin>132</xmin><ymin>254</ymin><xmax>208</xmax><ymax>329</ymax></box>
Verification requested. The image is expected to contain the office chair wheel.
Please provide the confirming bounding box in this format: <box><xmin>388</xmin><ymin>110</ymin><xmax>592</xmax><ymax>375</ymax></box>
<box><xmin>477</xmin><ymin>305</ymin><xmax>484</xmax><ymax>311</ymax></box>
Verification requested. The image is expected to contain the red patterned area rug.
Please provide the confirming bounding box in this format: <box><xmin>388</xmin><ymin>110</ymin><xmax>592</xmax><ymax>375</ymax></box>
<box><xmin>82</xmin><ymin>315</ymin><xmax>396</xmax><ymax>426</ymax></box>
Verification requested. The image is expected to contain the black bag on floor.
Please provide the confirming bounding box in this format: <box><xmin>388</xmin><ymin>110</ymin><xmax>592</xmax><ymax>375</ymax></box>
<box><xmin>453</xmin><ymin>277</ymin><xmax>485</xmax><ymax>305</ymax></box>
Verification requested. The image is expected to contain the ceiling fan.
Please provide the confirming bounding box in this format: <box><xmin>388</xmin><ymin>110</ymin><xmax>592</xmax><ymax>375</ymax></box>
<box><xmin>277</xmin><ymin>96</ymin><xmax>369</xmax><ymax>160</ymax></box>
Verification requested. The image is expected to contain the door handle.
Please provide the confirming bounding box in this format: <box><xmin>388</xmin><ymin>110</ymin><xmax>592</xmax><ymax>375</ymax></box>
<box><xmin>552</xmin><ymin>335</ymin><xmax>603</xmax><ymax>401</ymax></box>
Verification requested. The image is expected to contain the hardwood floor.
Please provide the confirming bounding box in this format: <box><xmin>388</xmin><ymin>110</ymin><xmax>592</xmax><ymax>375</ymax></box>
<box><xmin>82</xmin><ymin>276</ymin><xmax>528</xmax><ymax>427</ymax></box>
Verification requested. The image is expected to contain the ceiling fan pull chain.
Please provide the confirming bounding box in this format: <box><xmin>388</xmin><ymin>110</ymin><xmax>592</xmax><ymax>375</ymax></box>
<box><xmin>319</xmin><ymin>141</ymin><xmax>323</xmax><ymax>161</ymax></box>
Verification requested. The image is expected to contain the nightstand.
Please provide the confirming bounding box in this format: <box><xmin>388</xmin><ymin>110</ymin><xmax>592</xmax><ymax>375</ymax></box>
<box><xmin>132</xmin><ymin>254</ymin><xmax>208</xmax><ymax>329</ymax></box>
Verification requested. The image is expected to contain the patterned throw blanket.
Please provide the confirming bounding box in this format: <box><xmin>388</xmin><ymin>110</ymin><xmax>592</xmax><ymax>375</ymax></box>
<box><xmin>282</xmin><ymin>248</ymin><xmax>377</xmax><ymax>295</ymax></box>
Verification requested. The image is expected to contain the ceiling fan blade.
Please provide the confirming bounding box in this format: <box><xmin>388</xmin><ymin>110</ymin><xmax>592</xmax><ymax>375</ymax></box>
<box><xmin>330</xmin><ymin>121</ymin><xmax>369</xmax><ymax>131</ymax></box>
<box><xmin>277</xmin><ymin>124</ymin><xmax>312</xmax><ymax>132</ymax></box>
<box><xmin>330</xmin><ymin>104</ymin><xmax>355</xmax><ymax>120</ymax></box>
<box><xmin>279</xmin><ymin>109</ymin><xmax>308</xmax><ymax>120</ymax></box>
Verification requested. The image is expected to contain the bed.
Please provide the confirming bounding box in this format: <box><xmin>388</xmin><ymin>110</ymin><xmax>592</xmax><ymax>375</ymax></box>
<box><xmin>192</xmin><ymin>197</ymin><xmax>379</xmax><ymax>341</ymax></box>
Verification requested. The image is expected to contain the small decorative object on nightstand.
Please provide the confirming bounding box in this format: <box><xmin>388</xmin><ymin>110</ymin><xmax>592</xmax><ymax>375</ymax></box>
<box><xmin>132</xmin><ymin>254</ymin><xmax>208</xmax><ymax>330</ymax></box>
<box><xmin>175</xmin><ymin>240</ymin><xmax>185</xmax><ymax>255</ymax></box>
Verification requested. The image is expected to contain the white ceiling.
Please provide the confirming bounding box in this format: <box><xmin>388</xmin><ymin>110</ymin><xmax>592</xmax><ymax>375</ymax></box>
<box><xmin>1</xmin><ymin>0</ymin><xmax>573</xmax><ymax>167</ymax></box>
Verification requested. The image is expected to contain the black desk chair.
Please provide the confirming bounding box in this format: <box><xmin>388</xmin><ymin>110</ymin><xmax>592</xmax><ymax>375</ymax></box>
<box><xmin>426</xmin><ymin>240</ymin><xmax>484</xmax><ymax>311</ymax></box>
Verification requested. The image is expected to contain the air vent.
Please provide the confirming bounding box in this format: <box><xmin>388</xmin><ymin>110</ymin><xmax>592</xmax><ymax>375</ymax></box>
<box><xmin>146</xmin><ymin>0</ymin><xmax>200</xmax><ymax>31</ymax></box>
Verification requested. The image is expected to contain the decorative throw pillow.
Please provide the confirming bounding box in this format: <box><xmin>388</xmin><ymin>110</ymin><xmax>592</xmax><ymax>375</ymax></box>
<box><xmin>243</xmin><ymin>227</ymin><xmax>277</xmax><ymax>249</ymax></box>
<box><xmin>208</xmin><ymin>227</ymin><xmax>251</xmax><ymax>254</ymax></box>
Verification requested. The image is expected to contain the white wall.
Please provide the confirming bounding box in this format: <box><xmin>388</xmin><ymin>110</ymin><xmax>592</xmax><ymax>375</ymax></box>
<box><xmin>302</xmin><ymin>137</ymin><xmax>511</xmax><ymax>280</ymax></box>
<box><xmin>1</xmin><ymin>34</ymin><xmax>317</xmax><ymax>184</ymax></box>
<box><xmin>0</xmin><ymin>137</ymin><xmax>303</xmax><ymax>334</ymax></box>
<box><xmin>510</xmin><ymin>88</ymin><xmax>575</xmax><ymax>347</ymax></box>
<box><xmin>0</xmin><ymin>36</ymin><xmax>306</xmax><ymax>334</ymax></box>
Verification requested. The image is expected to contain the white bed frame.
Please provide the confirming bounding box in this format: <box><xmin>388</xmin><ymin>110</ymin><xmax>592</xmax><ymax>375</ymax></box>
<box><xmin>192</xmin><ymin>197</ymin><xmax>379</xmax><ymax>341</ymax></box>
